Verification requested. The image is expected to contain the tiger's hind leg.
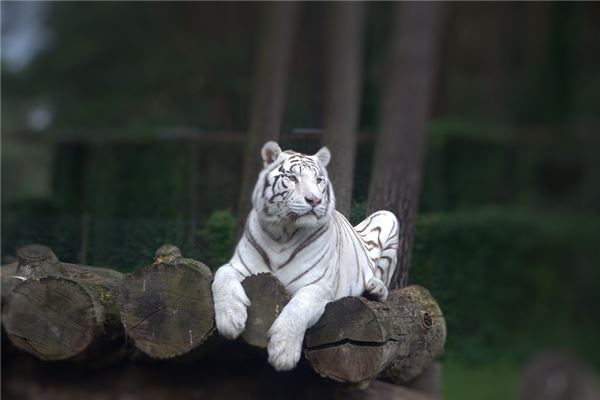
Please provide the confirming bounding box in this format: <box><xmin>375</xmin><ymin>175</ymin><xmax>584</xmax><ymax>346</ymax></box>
<box><xmin>355</xmin><ymin>210</ymin><xmax>399</xmax><ymax>289</ymax></box>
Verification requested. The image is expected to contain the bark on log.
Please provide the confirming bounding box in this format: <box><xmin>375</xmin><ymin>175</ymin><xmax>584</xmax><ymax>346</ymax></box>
<box><xmin>241</xmin><ymin>273</ymin><xmax>291</xmax><ymax>348</ymax></box>
<box><xmin>1</xmin><ymin>261</ymin><xmax>19</xmax><ymax>308</ymax></box>
<box><xmin>1</xmin><ymin>245</ymin><xmax>63</xmax><ymax>303</ymax></box>
<box><xmin>304</xmin><ymin>286</ymin><xmax>446</xmax><ymax>385</ymax></box>
<box><xmin>119</xmin><ymin>245</ymin><xmax>214</xmax><ymax>359</ymax></box>
<box><xmin>2</xmin><ymin>245</ymin><xmax>125</xmax><ymax>362</ymax></box>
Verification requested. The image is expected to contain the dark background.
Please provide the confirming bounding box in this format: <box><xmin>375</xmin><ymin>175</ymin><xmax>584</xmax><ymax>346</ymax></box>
<box><xmin>2</xmin><ymin>2</ymin><xmax>600</xmax><ymax>398</ymax></box>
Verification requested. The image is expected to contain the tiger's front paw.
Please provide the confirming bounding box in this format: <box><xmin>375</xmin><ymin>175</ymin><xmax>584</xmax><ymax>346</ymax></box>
<box><xmin>366</xmin><ymin>277</ymin><xmax>388</xmax><ymax>302</ymax></box>
<box><xmin>213</xmin><ymin>283</ymin><xmax>250</xmax><ymax>340</ymax></box>
<box><xmin>267</xmin><ymin>333</ymin><xmax>303</xmax><ymax>371</ymax></box>
<box><xmin>267</xmin><ymin>327</ymin><xmax>303</xmax><ymax>371</ymax></box>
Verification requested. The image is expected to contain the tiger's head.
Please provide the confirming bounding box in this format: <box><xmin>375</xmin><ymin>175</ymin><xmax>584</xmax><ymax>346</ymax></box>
<box><xmin>252</xmin><ymin>141</ymin><xmax>335</xmax><ymax>229</ymax></box>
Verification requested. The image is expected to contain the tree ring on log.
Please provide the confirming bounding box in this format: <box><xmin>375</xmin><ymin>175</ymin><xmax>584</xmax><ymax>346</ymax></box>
<box><xmin>304</xmin><ymin>296</ymin><xmax>397</xmax><ymax>383</ymax></box>
<box><xmin>119</xmin><ymin>262</ymin><xmax>214</xmax><ymax>359</ymax></box>
<box><xmin>2</xmin><ymin>277</ymin><xmax>97</xmax><ymax>361</ymax></box>
<box><xmin>304</xmin><ymin>286</ymin><xmax>446</xmax><ymax>385</ymax></box>
<box><xmin>241</xmin><ymin>273</ymin><xmax>291</xmax><ymax>348</ymax></box>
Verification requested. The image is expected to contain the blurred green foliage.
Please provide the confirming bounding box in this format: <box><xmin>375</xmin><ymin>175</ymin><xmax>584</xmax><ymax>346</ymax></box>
<box><xmin>2</xmin><ymin>2</ymin><xmax>258</xmax><ymax>134</ymax></box>
<box><xmin>443</xmin><ymin>360</ymin><xmax>518</xmax><ymax>400</ymax></box>
<box><xmin>410</xmin><ymin>208</ymin><xmax>600</xmax><ymax>366</ymax></box>
<box><xmin>2</xmin><ymin>3</ymin><xmax>600</xmax><ymax>398</ymax></box>
<box><xmin>200</xmin><ymin>210</ymin><xmax>237</xmax><ymax>269</ymax></box>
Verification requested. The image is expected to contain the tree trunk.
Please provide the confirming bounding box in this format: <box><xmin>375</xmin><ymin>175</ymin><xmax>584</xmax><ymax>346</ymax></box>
<box><xmin>304</xmin><ymin>286</ymin><xmax>446</xmax><ymax>385</ymax></box>
<box><xmin>119</xmin><ymin>245</ymin><xmax>214</xmax><ymax>359</ymax></box>
<box><xmin>241</xmin><ymin>273</ymin><xmax>291</xmax><ymax>349</ymax></box>
<box><xmin>236</xmin><ymin>2</ymin><xmax>299</xmax><ymax>230</ymax></box>
<box><xmin>322</xmin><ymin>2</ymin><xmax>366</xmax><ymax>217</ymax></box>
<box><xmin>367</xmin><ymin>2</ymin><xmax>444</xmax><ymax>288</ymax></box>
<box><xmin>1</xmin><ymin>245</ymin><xmax>125</xmax><ymax>363</ymax></box>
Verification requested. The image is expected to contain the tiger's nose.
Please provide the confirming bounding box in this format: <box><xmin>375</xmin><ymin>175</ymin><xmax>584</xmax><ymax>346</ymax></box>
<box><xmin>305</xmin><ymin>195</ymin><xmax>322</xmax><ymax>207</ymax></box>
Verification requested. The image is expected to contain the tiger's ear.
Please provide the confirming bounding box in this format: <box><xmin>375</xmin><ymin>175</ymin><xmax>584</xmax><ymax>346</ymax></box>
<box><xmin>315</xmin><ymin>146</ymin><xmax>331</xmax><ymax>167</ymax></box>
<box><xmin>261</xmin><ymin>141</ymin><xmax>282</xmax><ymax>167</ymax></box>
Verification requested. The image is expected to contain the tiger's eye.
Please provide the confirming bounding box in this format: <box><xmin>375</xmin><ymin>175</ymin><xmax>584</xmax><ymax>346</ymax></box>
<box><xmin>288</xmin><ymin>175</ymin><xmax>298</xmax><ymax>183</ymax></box>
<box><xmin>316</xmin><ymin>178</ymin><xmax>323</xmax><ymax>184</ymax></box>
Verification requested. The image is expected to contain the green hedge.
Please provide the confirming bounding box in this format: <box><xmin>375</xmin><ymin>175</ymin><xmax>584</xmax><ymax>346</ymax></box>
<box><xmin>410</xmin><ymin>207</ymin><xmax>600</xmax><ymax>366</ymax></box>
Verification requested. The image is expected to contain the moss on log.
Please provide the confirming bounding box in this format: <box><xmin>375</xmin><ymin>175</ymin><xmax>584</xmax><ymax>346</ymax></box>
<box><xmin>304</xmin><ymin>285</ymin><xmax>446</xmax><ymax>385</ymax></box>
<box><xmin>2</xmin><ymin>246</ymin><xmax>125</xmax><ymax>362</ymax></box>
<box><xmin>241</xmin><ymin>273</ymin><xmax>291</xmax><ymax>348</ymax></box>
<box><xmin>119</xmin><ymin>245</ymin><xmax>214</xmax><ymax>359</ymax></box>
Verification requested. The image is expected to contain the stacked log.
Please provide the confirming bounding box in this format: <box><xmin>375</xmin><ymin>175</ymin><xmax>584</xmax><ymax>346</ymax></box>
<box><xmin>1</xmin><ymin>245</ymin><xmax>125</xmax><ymax>362</ymax></box>
<box><xmin>2</xmin><ymin>244</ymin><xmax>446</xmax><ymax>398</ymax></box>
<box><xmin>119</xmin><ymin>245</ymin><xmax>215</xmax><ymax>359</ymax></box>
<box><xmin>241</xmin><ymin>272</ymin><xmax>291</xmax><ymax>348</ymax></box>
<box><xmin>304</xmin><ymin>285</ymin><xmax>446</xmax><ymax>385</ymax></box>
<box><xmin>235</xmin><ymin>273</ymin><xmax>446</xmax><ymax>386</ymax></box>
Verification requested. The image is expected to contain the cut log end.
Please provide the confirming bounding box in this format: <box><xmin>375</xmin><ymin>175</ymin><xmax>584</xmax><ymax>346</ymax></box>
<box><xmin>120</xmin><ymin>262</ymin><xmax>214</xmax><ymax>359</ymax></box>
<box><xmin>2</xmin><ymin>277</ymin><xmax>98</xmax><ymax>361</ymax></box>
<box><xmin>304</xmin><ymin>296</ymin><xmax>394</xmax><ymax>384</ymax></box>
<box><xmin>241</xmin><ymin>273</ymin><xmax>291</xmax><ymax>348</ymax></box>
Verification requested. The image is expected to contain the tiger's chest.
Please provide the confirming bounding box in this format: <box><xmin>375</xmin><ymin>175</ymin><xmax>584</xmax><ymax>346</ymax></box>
<box><xmin>241</xmin><ymin>220</ymin><xmax>373</xmax><ymax>297</ymax></box>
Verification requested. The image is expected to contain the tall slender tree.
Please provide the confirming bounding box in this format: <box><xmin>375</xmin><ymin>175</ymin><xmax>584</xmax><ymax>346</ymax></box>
<box><xmin>237</xmin><ymin>2</ymin><xmax>299</xmax><ymax>228</ymax></box>
<box><xmin>322</xmin><ymin>2</ymin><xmax>366</xmax><ymax>217</ymax></box>
<box><xmin>367</xmin><ymin>2</ymin><xmax>444</xmax><ymax>289</ymax></box>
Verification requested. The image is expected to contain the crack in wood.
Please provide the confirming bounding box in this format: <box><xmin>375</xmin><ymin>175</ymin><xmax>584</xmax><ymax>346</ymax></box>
<box><xmin>304</xmin><ymin>336</ymin><xmax>401</xmax><ymax>351</ymax></box>
<box><xmin>129</xmin><ymin>294</ymin><xmax>186</xmax><ymax>331</ymax></box>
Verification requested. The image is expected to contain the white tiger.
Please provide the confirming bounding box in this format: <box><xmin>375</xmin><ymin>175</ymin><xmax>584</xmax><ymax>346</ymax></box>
<box><xmin>212</xmin><ymin>141</ymin><xmax>399</xmax><ymax>371</ymax></box>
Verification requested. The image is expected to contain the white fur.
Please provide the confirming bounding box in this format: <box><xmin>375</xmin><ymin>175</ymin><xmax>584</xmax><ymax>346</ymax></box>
<box><xmin>212</xmin><ymin>143</ymin><xmax>399</xmax><ymax>371</ymax></box>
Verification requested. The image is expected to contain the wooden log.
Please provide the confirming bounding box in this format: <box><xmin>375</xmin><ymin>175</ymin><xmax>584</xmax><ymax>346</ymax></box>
<box><xmin>2</xmin><ymin>246</ymin><xmax>125</xmax><ymax>362</ymax></box>
<box><xmin>1</xmin><ymin>244</ymin><xmax>113</xmax><ymax>357</ymax></box>
<box><xmin>1</xmin><ymin>261</ymin><xmax>19</xmax><ymax>307</ymax></box>
<box><xmin>1</xmin><ymin>245</ymin><xmax>121</xmax><ymax>304</ymax></box>
<box><xmin>119</xmin><ymin>245</ymin><xmax>214</xmax><ymax>359</ymax></box>
<box><xmin>1</xmin><ymin>261</ymin><xmax>19</xmax><ymax>356</ymax></box>
<box><xmin>14</xmin><ymin>244</ymin><xmax>63</xmax><ymax>276</ymax></box>
<box><xmin>304</xmin><ymin>285</ymin><xmax>446</xmax><ymax>385</ymax></box>
<box><xmin>1</xmin><ymin>245</ymin><xmax>62</xmax><ymax>303</ymax></box>
<box><xmin>241</xmin><ymin>273</ymin><xmax>291</xmax><ymax>348</ymax></box>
